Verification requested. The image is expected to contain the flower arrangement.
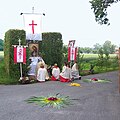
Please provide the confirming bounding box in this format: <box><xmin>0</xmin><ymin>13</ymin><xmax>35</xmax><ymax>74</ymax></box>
<box><xmin>69</xmin><ymin>83</ymin><xmax>81</xmax><ymax>87</ymax></box>
<box><xmin>82</xmin><ymin>78</ymin><xmax>111</xmax><ymax>83</ymax></box>
<box><xmin>26</xmin><ymin>93</ymin><xmax>71</xmax><ymax>109</ymax></box>
<box><xmin>91</xmin><ymin>78</ymin><xmax>98</xmax><ymax>81</ymax></box>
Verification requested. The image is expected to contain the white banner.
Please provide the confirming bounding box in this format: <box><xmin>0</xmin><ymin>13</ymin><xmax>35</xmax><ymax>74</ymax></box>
<box><xmin>23</xmin><ymin>14</ymin><xmax>42</xmax><ymax>41</ymax></box>
<box><xmin>70</xmin><ymin>47</ymin><xmax>75</xmax><ymax>61</ymax></box>
<box><xmin>17</xmin><ymin>46</ymin><xmax>24</xmax><ymax>63</ymax></box>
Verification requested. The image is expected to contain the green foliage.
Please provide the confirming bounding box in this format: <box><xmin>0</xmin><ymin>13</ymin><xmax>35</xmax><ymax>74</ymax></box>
<box><xmin>62</xmin><ymin>45</ymin><xmax>68</xmax><ymax>62</ymax></box>
<box><xmin>103</xmin><ymin>40</ymin><xmax>116</xmax><ymax>54</ymax></box>
<box><xmin>4</xmin><ymin>29</ymin><xmax>29</xmax><ymax>80</ymax></box>
<box><xmin>0</xmin><ymin>39</ymin><xmax>4</xmax><ymax>51</ymax></box>
<box><xmin>0</xmin><ymin>60</ymin><xmax>18</xmax><ymax>84</ymax></box>
<box><xmin>41</xmin><ymin>32</ymin><xmax>63</xmax><ymax>69</ymax></box>
<box><xmin>89</xmin><ymin>0</ymin><xmax>120</xmax><ymax>25</ymax></box>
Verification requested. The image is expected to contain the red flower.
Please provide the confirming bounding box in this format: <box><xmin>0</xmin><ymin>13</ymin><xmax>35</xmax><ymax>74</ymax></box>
<box><xmin>47</xmin><ymin>97</ymin><xmax>58</xmax><ymax>101</ymax></box>
<box><xmin>91</xmin><ymin>78</ymin><xmax>98</xmax><ymax>81</ymax></box>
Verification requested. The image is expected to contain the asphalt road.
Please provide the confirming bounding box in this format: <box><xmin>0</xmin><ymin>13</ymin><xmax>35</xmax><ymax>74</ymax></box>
<box><xmin>0</xmin><ymin>71</ymin><xmax>120</xmax><ymax>120</ymax></box>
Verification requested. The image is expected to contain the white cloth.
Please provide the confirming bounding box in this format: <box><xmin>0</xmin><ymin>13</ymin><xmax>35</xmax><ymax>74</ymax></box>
<box><xmin>28</xmin><ymin>62</ymin><xmax>36</xmax><ymax>76</ymax></box>
<box><xmin>52</xmin><ymin>67</ymin><xmax>60</xmax><ymax>79</ymax></box>
<box><xmin>37</xmin><ymin>68</ymin><xmax>47</xmax><ymax>82</ymax></box>
<box><xmin>23</xmin><ymin>14</ymin><xmax>42</xmax><ymax>41</ymax></box>
<box><xmin>29</xmin><ymin>57</ymin><xmax>42</xmax><ymax>65</ymax></box>
<box><xmin>60</xmin><ymin>66</ymin><xmax>72</xmax><ymax>79</ymax></box>
<box><xmin>71</xmin><ymin>63</ymin><xmax>80</xmax><ymax>79</ymax></box>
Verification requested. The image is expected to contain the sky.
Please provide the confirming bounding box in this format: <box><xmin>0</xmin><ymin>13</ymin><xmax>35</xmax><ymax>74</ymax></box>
<box><xmin>0</xmin><ymin>0</ymin><xmax>120</xmax><ymax>47</ymax></box>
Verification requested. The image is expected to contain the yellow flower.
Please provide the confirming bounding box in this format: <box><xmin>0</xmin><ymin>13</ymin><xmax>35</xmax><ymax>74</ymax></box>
<box><xmin>69</xmin><ymin>83</ymin><xmax>81</xmax><ymax>87</ymax></box>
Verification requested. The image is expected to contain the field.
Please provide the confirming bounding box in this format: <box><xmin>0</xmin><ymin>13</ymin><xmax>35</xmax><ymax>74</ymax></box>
<box><xmin>83</xmin><ymin>53</ymin><xmax>117</xmax><ymax>58</ymax></box>
<box><xmin>0</xmin><ymin>51</ymin><xmax>4</xmax><ymax>57</ymax></box>
<box><xmin>0</xmin><ymin>51</ymin><xmax>117</xmax><ymax>58</ymax></box>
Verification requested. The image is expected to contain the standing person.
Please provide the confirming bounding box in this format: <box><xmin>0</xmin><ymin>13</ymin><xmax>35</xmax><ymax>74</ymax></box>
<box><xmin>71</xmin><ymin>61</ymin><xmax>81</xmax><ymax>80</ymax></box>
<box><xmin>37</xmin><ymin>62</ymin><xmax>48</xmax><ymax>82</ymax></box>
<box><xmin>51</xmin><ymin>63</ymin><xmax>60</xmax><ymax>81</ymax></box>
<box><xmin>59</xmin><ymin>62</ymin><xmax>73</xmax><ymax>82</ymax></box>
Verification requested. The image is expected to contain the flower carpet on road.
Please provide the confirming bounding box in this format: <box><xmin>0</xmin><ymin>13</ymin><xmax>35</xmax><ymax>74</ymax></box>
<box><xmin>82</xmin><ymin>77</ymin><xmax>112</xmax><ymax>83</ymax></box>
<box><xmin>26</xmin><ymin>93</ymin><xmax>72</xmax><ymax>109</ymax></box>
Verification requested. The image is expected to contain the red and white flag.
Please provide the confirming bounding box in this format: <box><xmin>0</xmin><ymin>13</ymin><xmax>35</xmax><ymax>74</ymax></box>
<box><xmin>23</xmin><ymin>14</ymin><xmax>42</xmax><ymax>41</ymax></box>
<box><xmin>68</xmin><ymin>47</ymin><xmax>77</xmax><ymax>62</ymax></box>
<box><xmin>14</xmin><ymin>46</ymin><xmax>26</xmax><ymax>64</ymax></box>
<box><xmin>68</xmin><ymin>40</ymin><xmax>77</xmax><ymax>62</ymax></box>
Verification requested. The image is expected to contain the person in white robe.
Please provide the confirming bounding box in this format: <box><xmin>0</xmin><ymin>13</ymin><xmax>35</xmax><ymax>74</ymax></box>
<box><xmin>36</xmin><ymin>60</ymin><xmax>49</xmax><ymax>80</ymax></box>
<box><xmin>59</xmin><ymin>62</ymin><xmax>72</xmax><ymax>82</ymax></box>
<box><xmin>37</xmin><ymin>63</ymin><xmax>48</xmax><ymax>82</ymax></box>
<box><xmin>71</xmin><ymin>61</ymin><xmax>81</xmax><ymax>80</ymax></box>
<box><xmin>51</xmin><ymin>63</ymin><xmax>60</xmax><ymax>81</ymax></box>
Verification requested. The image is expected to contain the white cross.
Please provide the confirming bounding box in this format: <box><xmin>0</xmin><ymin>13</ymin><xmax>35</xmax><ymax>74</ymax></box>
<box><xmin>18</xmin><ymin>39</ymin><xmax>21</xmax><ymax>46</ymax></box>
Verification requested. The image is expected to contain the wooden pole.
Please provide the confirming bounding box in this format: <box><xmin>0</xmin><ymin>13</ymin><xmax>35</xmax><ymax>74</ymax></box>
<box><xmin>119</xmin><ymin>47</ymin><xmax>120</xmax><ymax>93</ymax></box>
<box><xmin>18</xmin><ymin>39</ymin><xmax>23</xmax><ymax>80</ymax></box>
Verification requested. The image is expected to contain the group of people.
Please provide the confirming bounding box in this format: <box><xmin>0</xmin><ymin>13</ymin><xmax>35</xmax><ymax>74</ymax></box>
<box><xmin>27</xmin><ymin>56</ymin><xmax>81</xmax><ymax>83</ymax></box>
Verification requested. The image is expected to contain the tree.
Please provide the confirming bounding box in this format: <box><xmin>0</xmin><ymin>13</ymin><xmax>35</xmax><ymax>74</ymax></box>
<box><xmin>0</xmin><ymin>39</ymin><xmax>3</xmax><ymax>51</ymax></box>
<box><xmin>93</xmin><ymin>43</ymin><xmax>102</xmax><ymax>53</ymax></box>
<box><xmin>103</xmin><ymin>40</ymin><xmax>116</xmax><ymax>54</ymax></box>
<box><xmin>89</xmin><ymin>0</ymin><xmax>120</xmax><ymax>25</ymax></box>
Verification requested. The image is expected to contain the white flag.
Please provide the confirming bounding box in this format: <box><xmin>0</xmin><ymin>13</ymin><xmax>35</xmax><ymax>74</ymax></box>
<box><xmin>23</xmin><ymin>14</ymin><xmax>42</xmax><ymax>41</ymax></box>
<box><xmin>17</xmin><ymin>46</ymin><xmax>24</xmax><ymax>63</ymax></box>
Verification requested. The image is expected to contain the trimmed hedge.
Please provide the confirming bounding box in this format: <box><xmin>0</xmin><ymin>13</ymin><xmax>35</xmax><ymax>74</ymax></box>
<box><xmin>41</xmin><ymin>32</ymin><xmax>63</xmax><ymax>69</ymax></box>
<box><xmin>4</xmin><ymin>29</ymin><xmax>29</xmax><ymax>79</ymax></box>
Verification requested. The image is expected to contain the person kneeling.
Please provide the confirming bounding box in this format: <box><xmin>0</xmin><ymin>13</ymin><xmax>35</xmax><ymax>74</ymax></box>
<box><xmin>51</xmin><ymin>63</ymin><xmax>60</xmax><ymax>81</ymax></box>
<box><xmin>37</xmin><ymin>63</ymin><xmax>48</xmax><ymax>82</ymax></box>
<box><xmin>59</xmin><ymin>62</ymin><xmax>73</xmax><ymax>82</ymax></box>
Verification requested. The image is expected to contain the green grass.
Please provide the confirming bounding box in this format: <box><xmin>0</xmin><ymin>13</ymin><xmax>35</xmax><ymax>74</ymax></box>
<box><xmin>0</xmin><ymin>51</ymin><xmax>4</xmax><ymax>56</ymax></box>
<box><xmin>84</xmin><ymin>53</ymin><xmax>117</xmax><ymax>58</ymax></box>
<box><xmin>0</xmin><ymin>60</ymin><xmax>18</xmax><ymax>84</ymax></box>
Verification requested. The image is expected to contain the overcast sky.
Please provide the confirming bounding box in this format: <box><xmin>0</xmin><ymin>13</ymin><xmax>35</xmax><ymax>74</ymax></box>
<box><xmin>0</xmin><ymin>0</ymin><xmax>120</xmax><ymax>47</ymax></box>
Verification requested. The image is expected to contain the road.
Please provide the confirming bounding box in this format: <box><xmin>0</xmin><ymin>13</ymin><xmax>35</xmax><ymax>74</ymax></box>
<box><xmin>0</xmin><ymin>71</ymin><xmax>120</xmax><ymax>120</ymax></box>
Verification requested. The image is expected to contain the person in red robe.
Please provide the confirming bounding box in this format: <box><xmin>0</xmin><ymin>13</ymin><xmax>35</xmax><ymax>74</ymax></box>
<box><xmin>51</xmin><ymin>63</ymin><xmax>60</xmax><ymax>81</ymax></box>
<box><xmin>59</xmin><ymin>62</ymin><xmax>73</xmax><ymax>82</ymax></box>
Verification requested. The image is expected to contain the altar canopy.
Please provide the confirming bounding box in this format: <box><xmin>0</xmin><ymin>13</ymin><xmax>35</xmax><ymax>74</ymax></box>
<box><xmin>23</xmin><ymin>14</ymin><xmax>42</xmax><ymax>41</ymax></box>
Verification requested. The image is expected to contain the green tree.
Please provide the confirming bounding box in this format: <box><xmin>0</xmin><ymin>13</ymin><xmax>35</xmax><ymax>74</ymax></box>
<box><xmin>62</xmin><ymin>44</ymin><xmax>68</xmax><ymax>62</ymax></box>
<box><xmin>89</xmin><ymin>0</ymin><xmax>120</xmax><ymax>25</ymax></box>
<box><xmin>93</xmin><ymin>43</ymin><xmax>102</xmax><ymax>53</ymax></box>
<box><xmin>0</xmin><ymin>39</ymin><xmax>3</xmax><ymax>51</ymax></box>
<box><xmin>103</xmin><ymin>40</ymin><xmax>116</xmax><ymax>54</ymax></box>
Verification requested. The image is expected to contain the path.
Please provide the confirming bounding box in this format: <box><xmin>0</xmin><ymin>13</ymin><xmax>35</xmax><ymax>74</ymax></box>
<box><xmin>0</xmin><ymin>71</ymin><xmax>120</xmax><ymax>120</ymax></box>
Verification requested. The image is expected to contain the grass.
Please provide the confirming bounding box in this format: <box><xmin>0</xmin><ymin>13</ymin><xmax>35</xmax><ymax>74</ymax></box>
<box><xmin>84</xmin><ymin>53</ymin><xmax>117</xmax><ymax>58</ymax></box>
<box><xmin>0</xmin><ymin>59</ymin><xmax>18</xmax><ymax>85</ymax></box>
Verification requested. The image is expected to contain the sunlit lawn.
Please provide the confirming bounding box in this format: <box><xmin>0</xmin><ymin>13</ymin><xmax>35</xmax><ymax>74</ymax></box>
<box><xmin>0</xmin><ymin>51</ymin><xmax>4</xmax><ymax>56</ymax></box>
<box><xmin>84</xmin><ymin>53</ymin><xmax>117</xmax><ymax>58</ymax></box>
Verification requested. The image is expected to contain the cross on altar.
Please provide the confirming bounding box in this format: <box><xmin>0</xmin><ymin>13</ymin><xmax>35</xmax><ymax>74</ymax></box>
<box><xmin>29</xmin><ymin>20</ymin><xmax>37</xmax><ymax>34</ymax></box>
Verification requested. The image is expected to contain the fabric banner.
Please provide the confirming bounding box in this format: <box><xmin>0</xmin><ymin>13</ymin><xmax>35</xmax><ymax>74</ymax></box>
<box><xmin>14</xmin><ymin>46</ymin><xmax>26</xmax><ymax>64</ymax></box>
<box><xmin>68</xmin><ymin>40</ymin><xmax>77</xmax><ymax>62</ymax></box>
<box><xmin>14</xmin><ymin>46</ymin><xmax>17</xmax><ymax>64</ymax></box>
<box><xmin>69</xmin><ymin>47</ymin><xmax>77</xmax><ymax>61</ymax></box>
<box><xmin>23</xmin><ymin>14</ymin><xmax>42</xmax><ymax>41</ymax></box>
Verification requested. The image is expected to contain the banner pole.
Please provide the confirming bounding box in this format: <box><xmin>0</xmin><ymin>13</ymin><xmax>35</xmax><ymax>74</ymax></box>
<box><xmin>119</xmin><ymin>47</ymin><xmax>120</xmax><ymax>93</ymax></box>
<box><xmin>20</xmin><ymin>63</ymin><xmax>23</xmax><ymax>80</ymax></box>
